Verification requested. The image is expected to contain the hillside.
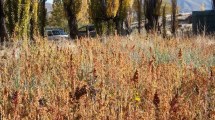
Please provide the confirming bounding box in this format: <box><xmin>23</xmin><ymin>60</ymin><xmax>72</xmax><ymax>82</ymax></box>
<box><xmin>177</xmin><ymin>0</ymin><xmax>212</xmax><ymax>12</ymax></box>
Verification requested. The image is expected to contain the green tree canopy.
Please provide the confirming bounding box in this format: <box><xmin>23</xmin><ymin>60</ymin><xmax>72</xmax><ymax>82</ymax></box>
<box><xmin>48</xmin><ymin>0</ymin><xmax>68</xmax><ymax>31</ymax></box>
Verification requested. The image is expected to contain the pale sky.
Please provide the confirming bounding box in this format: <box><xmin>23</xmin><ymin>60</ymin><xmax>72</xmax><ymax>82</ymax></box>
<box><xmin>47</xmin><ymin>0</ymin><xmax>53</xmax><ymax>3</ymax></box>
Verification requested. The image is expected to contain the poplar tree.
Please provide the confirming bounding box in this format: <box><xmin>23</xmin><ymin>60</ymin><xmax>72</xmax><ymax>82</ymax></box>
<box><xmin>171</xmin><ymin>0</ymin><xmax>177</xmax><ymax>36</ymax></box>
<box><xmin>6</xmin><ymin>0</ymin><xmax>31</xmax><ymax>38</ymax></box>
<box><xmin>62</xmin><ymin>0</ymin><xmax>82</xmax><ymax>39</ymax></box>
<box><xmin>133</xmin><ymin>0</ymin><xmax>143</xmax><ymax>34</ymax></box>
<box><xmin>5</xmin><ymin>0</ymin><xmax>22</xmax><ymax>36</ymax></box>
<box><xmin>18</xmin><ymin>0</ymin><xmax>31</xmax><ymax>38</ymax></box>
<box><xmin>88</xmin><ymin>0</ymin><xmax>104</xmax><ymax>35</ymax></box>
<box><xmin>144</xmin><ymin>0</ymin><xmax>162</xmax><ymax>32</ymax></box>
<box><xmin>162</xmin><ymin>5</ymin><xmax>166</xmax><ymax>38</ymax></box>
<box><xmin>48</xmin><ymin>0</ymin><xmax>67</xmax><ymax>30</ymax></box>
<box><xmin>0</xmin><ymin>0</ymin><xmax>9</xmax><ymax>42</ymax></box>
<box><xmin>105</xmin><ymin>0</ymin><xmax>119</xmax><ymax>35</ymax></box>
<box><xmin>115</xmin><ymin>0</ymin><xmax>134</xmax><ymax>35</ymax></box>
<box><xmin>5</xmin><ymin>0</ymin><xmax>45</xmax><ymax>39</ymax></box>
<box><xmin>89</xmin><ymin>0</ymin><xmax>133</xmax><ymax>35</ymax></box>
<box><xmin>38</xmin><ymin>0</ymin><xmax>46</xmax><ymax>37</ymax></box>
<box><xmin>89</xmin><ymin>0</ymin><xmax>119</xmax><ymax>35</ymax></box>
<box><xmin>77</xmin><ymin>0</ymin><xmax>89</xmax><ymax>25</ymax></box>
<box><xmin>30</xmin><ymin>0</ymin><xmax>39</xmax><ymax>40</ymax></box>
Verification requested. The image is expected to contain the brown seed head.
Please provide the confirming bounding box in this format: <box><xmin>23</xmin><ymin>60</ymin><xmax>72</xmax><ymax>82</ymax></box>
<box><xmin>178</xmin><ymin>48</ymin><xmax>182</xmax><ymax>60</ymax></box>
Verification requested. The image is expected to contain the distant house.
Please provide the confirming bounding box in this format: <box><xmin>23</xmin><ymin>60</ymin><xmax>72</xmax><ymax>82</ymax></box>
<box><xmin>192</xmin><ymin>10</ymin><xmax>215</xmax><ymax>34</ymax></box>
<box><xmin>165</xmin><ymin>13</ymin><xmax>192</xmax><ymax>33</ymax></box>
<box><xmin>177</xmin><ymin>13</ymin><xmax>192</xmax><ymax>24</ymax></box>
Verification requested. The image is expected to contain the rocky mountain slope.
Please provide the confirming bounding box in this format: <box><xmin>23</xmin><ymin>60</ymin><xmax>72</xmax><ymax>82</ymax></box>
<box><xmin>177</xmin><ymin>0</ymin><xmax>212</xmax><ymax>12</ymax></box>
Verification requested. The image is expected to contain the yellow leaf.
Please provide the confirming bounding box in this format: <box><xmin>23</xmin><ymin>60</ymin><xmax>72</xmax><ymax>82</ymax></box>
<box><xmin>135</xmin><ymin>96</ymin><xmax>141</xmax><ymax>102</ymax></box>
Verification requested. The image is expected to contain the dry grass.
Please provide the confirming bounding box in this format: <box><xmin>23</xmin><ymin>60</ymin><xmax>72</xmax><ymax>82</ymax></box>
<box><xmin>0</xmin><ymin>35</ymin><xmax>215</xmax><ymax>119</ymax></box>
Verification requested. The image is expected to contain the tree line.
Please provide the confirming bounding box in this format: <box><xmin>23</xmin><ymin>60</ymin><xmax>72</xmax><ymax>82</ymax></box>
<box><xmin>0</xmin><ymin>0</ymin><xmax>183</xmax><ymax>42</ymax></box>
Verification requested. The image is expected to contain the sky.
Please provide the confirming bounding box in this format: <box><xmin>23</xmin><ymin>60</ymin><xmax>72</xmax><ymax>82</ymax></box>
<box><xmin>47</xmin><ymin>0</ymin><xmax>53</xmax><ymax>3</ymax></box>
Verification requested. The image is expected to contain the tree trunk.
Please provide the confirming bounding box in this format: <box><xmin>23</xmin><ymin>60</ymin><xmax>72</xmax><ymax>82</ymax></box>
<box><xmin>171</xmin><ymin>0</ymin><xmax>177</xmax><ymax>36</ymax></box>
<box><xmin>0</xmin><ymin>0</ymin><xmax>9</xmax><ymax>43</ymax></box>
<box><xmin>144</xmin><ymin>0</ymin><xmax>162</xmax><ymax>33</ymax></box>
<box><xmin>63</xmin><ymin>1</ymin><xmax>79</xmax><ymax>39</ymax></box>
<box><xmin>107</xmin><ymin>20</ymin><xmax>111</xmax><ymax>35</ymax></box>
<box><xmin>39</xmin><ymin>0</ymin><xmax>46</xmax><ymax>37</ymax></box>
<box><xmin>115</xmin><ymin>0</ymin><xmax>122</xmax><ymax>35</ymax></box>
<box><xmin>67</xmin><ymin>14</ymin><xmax>78</xmax><ymax>39</ymax></box>
<box><xmin>137</xmin><ymin>0</ymin><xmax>142</xmax><ymax>34</ymax></box>
<box><xmin>30</xmin><ymin>1</ymin><xmax>39</xmax><ymax>40</ymax></box>
<box><xmin>115</xmin><ymin>19</ymin><xmax>120</xmax><ymax>35</ymax></box>
<box><xmin>162</xmin><ymin>5</ymin><xmax>167</xmax><ymax>38</ymax></box>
